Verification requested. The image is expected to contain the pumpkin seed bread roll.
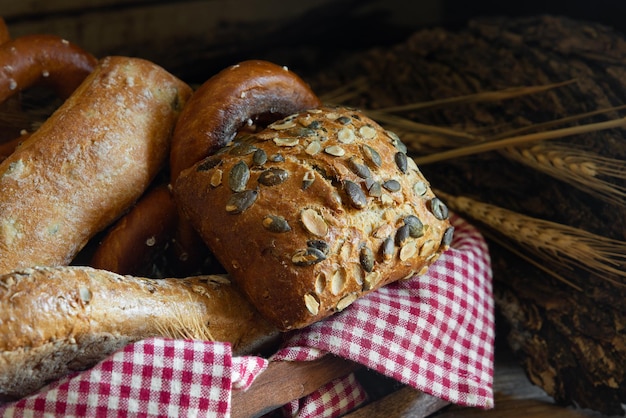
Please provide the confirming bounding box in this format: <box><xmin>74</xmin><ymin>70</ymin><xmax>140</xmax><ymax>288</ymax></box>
<box><xmin>0</xmin><ymin>56</ymin><xmax>192</xmax><ymax>274</ymax></box>
<box><xmin>174</xmin><ymin>106</ymin><xmax>454</xmax><ymax>330</ymax></box>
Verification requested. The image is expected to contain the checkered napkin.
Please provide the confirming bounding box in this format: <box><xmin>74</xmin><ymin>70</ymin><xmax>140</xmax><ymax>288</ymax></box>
<box><xmin>0</xmin><ymin>214</ymin><xmax>493</xmax><ymax>418</ymax></box>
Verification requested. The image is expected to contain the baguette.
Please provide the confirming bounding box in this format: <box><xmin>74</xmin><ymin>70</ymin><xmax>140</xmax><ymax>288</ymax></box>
<box><xmin>0</xmin><ymin>266</ymin><xmax>279</xmax><ymax>401</ymax></box>
<box><xmin>0</xmin><ymin>56</ymin><xmax>192</xmax><ymax>274</ymax></box>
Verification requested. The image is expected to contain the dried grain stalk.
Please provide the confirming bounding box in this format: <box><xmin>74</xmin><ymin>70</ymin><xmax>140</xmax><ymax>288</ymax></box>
<box><xmin>436</xmin><ymin>190</ymin><xmax>626</xmax><ymax>287</ymax></box>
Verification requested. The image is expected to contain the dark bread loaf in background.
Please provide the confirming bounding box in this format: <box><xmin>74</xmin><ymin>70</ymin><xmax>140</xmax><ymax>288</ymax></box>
<box><xmin>174</xmin><ymin>105</ymin><xmax>453</xmax><ymax>330</ymax></box>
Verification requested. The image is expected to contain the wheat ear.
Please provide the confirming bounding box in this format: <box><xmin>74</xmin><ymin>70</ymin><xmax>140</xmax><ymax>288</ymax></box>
<box><xmin>436</xmin><ymin>190</ymin><xmax>626</xmax><ymax>286</ymax></box>
<box><xmin>502</xmin><ymin>143</ymin><xmax>626</xmax><ymax>206</ymax></box>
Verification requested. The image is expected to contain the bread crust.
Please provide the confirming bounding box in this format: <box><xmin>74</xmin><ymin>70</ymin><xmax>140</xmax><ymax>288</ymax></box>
<box><xmin>175</xmin><ymin>106</ymin><xmax>454</xmax><ymax>330</ymax></box>
<box><xmin>0</xmin><ymin>56</ymin><xmax>192</xmax><ymax>274</ymax></box>
<box><xmin>0</xmin><ymin>266</ymin><xmax>279</xmax><ymax>400</ymax></box>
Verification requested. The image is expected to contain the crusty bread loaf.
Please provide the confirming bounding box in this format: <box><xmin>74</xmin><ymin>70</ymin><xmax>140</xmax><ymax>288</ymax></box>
<box><xmin>174</xmin><ymin>106</ymin><xmax>454</xmax><ymax>330</ymax></box>
<box><xmin>0</xmin><ymin>266</ymin><xmax>279</xmax><ymax>401</ymax></box>
<box><xmin>0</xmin><ymin>56</ymin><xmax>192</xmax><ymax>275</ymax></box>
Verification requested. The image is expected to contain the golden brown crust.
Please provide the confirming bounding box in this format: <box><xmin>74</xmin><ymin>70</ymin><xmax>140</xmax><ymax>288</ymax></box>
<box><xmin>0</xmin><ymin>56</ymin><xmax>192</xmax><ymax>275</ymax></box>
<box><xmin>0</xmin><ymin>34</ymin><xmax>97</xmax><ymax>102</ymax></box>
<box><xmin>169</xmin><ymin>59</ymin><xmax>321</xmax><ymax>181</ymax></box>
<box><xmin>0</xmin><ymin>266</ymin><xmax>279</xmax><ymax>400</ymax></box>
<box><xmin>174</xmin><ymin>106</ymin><xmax>454</xmax><ymax>330</ymax></box>
<box><xmin>90</xmin><ymin>184</ymin><xmax>178</xmax><ymax>275</ymax></box>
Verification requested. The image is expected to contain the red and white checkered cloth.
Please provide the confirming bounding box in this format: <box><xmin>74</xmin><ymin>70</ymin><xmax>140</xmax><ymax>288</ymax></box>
<box><xmin>0</xmin><ymin>214</ymin><xmax>493</xmax><ymax>417</ymax></box>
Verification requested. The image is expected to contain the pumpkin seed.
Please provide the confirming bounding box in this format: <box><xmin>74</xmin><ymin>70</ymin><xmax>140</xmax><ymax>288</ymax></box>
<box><xmin>307</xmin><ymin>239</ymin><xmax>330</xmax><ymax>256</ymax></box>
<box><xmin>382</xmin><ymin>179</ymin><xmax>401</xmax><ymax>192</ymax></box>
<box><xmin>387</xmin><ymin>130</ymin><xmax>407</xmax><ymax>153</ymax></box>
<box><xmin>324</xmin><ymin>145</ymin><xmax>345</xmax><ymax>157</ymax></box>
<box><xmin>361</xmin><ymin>144</ymin><xmax>382</xmax><ymax>167</ymax></box>
<box><xmin>210</xmin><ymin>169</ymin><xmax>223</xmax><ymax>187</ymax></box>
<box><xmin>395</xmin><ymin>224</ymin><xmax>410</xmax><ymax>246</ymax></box>
<box><xmin>404</xmin><ymin>215</ymin><xmax>424</xmax><ymax>238</ymax></box>
<box><xmin>348</xmin><ymin>157</ymin><xmax>371</xmax><ymax>179</ymax></box>
<box><xmin>305</xmin><ymin>140</ymin><xmax>321</xmax><ymax>155</ymax></box>
<box><xmin>399</xmin><ymin>241</ymin><xmax>417</xmax><ymax>261</ymax></box>
<box><xmin>363</xmin><ymin>271</ymin><xmax>381</xmax><ymax>291</ymax></box>
<box><xmin>442</xmin><ymin>226</ymin><xmax>455</xmax><ymax>247</ymax></box>
<box><xmin>196</xmin><ymin>155</ymin><xmax>222</xmax><ymax>171</ymax></box>
<box><xmin>359</xmin><ymin>245</ymin><xmax>375</xmax><ymax>272</ymax></box>
<box><xmin>359</xmin><ymin>125</ymin><xmax>377</xmax><ymax>139</ymax></box>
<box><xmin>252</xmin><ymin>148</ymin><xmax>267</xmax><ymax>166</ymax></box>
<box><xmin>262</xmin><ymin>215</ymin><xmax>291</xmax><ymax>233</ymax></box>
<box><xmin>367</xmin><ymin>181</ymin><xmax>382</xmax><ymax>197</ymax></box>
<box><xmin>419</xmin><ymin>239</ymin><xmax>436</xmax><ymax>256</ymax></box>
<box><xmin>273</xmin><ymin>137</ymin><xmax>299</xmax><ymax>147</ymax></box>
<box><xmin>301</xmin><ymin>208</ymin><xmax>328</xmax><ymax>236</ymax></box>
<box><xmin>331</xmin><ymin>268</ymin><xmax>347</xmax><ymax>295</ymax></box>
<box><xmin>302</xmin><ymin>170</ymin><xmax>315</xmax><ymax>190</ymax></box>
<box><xmin>269</xmin><ymin>153</ymin><xmax>285</xmax><ymax>162</ymax></box>
<box><xmin>225</xmin><ymin>189</ymin><xmax>257</xmax><ymax>213</ymax></box>
<box><xmin>381</xmin><ymin>237</ymin><xmax>395</xmax><ymax>261</ymax></box>
<box><xmin>337</xmin><ymin>127</ymin><xmax>355</xmax><ymax>144</ymax></box>
<box><xmin>304</xmin><ymin>293</ymin><xmax>320</xmax><ymax>315</ymax></box>
<box><xmin>430</xmin><ymin>197</ymin><xmax>449</xmax><ymax>220</ymax></box>
<box><xmin>292</xmin><ymin>247</ymin><xmax>326</xmax><ymax>266</ymax></box>
<box><xmin>258</xmin><ymin>167</ymin><xmax>289</xmax><ymax>186</ymax></box>
<box><xmin>413</xmin><ymin>181</ymin><xmax>427</xmax><ymax>196</ymax></box>
<box><xmin>229</xmin><ymin>143</ymin><xmax>257</xmax><ymax>156</ymax></box>
<box><xmin>307</xmin><ymin>120</ymin><xmax>322</xmax><ymax>129</ymax></box>
<box><xmin>228</xmin><ymin>161</ymin><xmax>250</xmax><ymax>192</ymax></box>
<box><xmin>394</xmin><ymin>152</ymin><xmax>408</xmax><ymax>173</ymax></box>
<box><xmin>344</xmin><ymin>180</ymin><xmax>367</xmax><ymax>209</ymax></box>
<box><xmin>336</xmin><ymin>116</ymin><xmax>352</xmax><ymax>125</ymax></box>
<box><xmin>336</xmin><ymin>293</ymin><xmax>358</xmax><ymax>311</ymax></box>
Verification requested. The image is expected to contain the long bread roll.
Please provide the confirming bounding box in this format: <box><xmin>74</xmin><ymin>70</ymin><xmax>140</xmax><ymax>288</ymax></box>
<box><xmin>0</xmin><ymin>266</ymin><xmax>279</xmax><ymax>401</ymax></box>
<box><xmin>0</xmin><ymin>56</ymin><xmax>192</xmax><ymax>274</ymax></box>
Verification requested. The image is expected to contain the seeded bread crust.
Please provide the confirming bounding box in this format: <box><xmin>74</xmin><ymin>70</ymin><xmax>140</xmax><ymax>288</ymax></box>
<box><xmin>0</xmin><ymin>266</ymin><xmax>279</xmax><ymax>401</ymax></box>
<box><xmin>0</xmin><ymin>56</ymin><xmax>192</xmax><ymax>275</ymax></box>
<box><xmin>174</xmin><ymin>106</ymin><xmax>453</xmax><ymax>330</ymax></box>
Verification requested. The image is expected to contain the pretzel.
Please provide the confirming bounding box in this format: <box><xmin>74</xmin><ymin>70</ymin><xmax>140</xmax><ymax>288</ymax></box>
<box><xmin>169</xmin><ymin>59</ymin><xmax>322</xmax><ymax>181</ymax></box>
<box><xmin>90</xmin><ymin>184</ymin><xmax>178</xmax><ymax>276</ymax></box>
<box><xmin>0</xmin><ymin>34</ymin><xmax>97</xmax><ymax>104</ymax></box>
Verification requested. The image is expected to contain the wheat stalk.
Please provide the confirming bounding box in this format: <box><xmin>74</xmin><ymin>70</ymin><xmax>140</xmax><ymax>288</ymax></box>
<box><xmin>436</xmin><ymin>190</ymin><xmax>626</xmax><ymax>287</ymax></box>
<box><xmin>502</xmin><ymin>143</ymin><xmax>626</xmax><ymax>206</ymax></box>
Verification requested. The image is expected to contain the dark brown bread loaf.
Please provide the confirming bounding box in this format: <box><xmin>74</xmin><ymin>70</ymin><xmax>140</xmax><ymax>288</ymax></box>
<box><xmin>174</xmin><ymin>105</ymin><xmax>453</xmax><ymax>330</ymax></box>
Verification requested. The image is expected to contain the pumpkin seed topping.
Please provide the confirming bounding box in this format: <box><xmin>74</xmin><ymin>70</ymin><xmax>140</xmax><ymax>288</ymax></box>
<box><xmin>394</xmin><ymin>152</ymin><xmax>408</xmax><ymax>173</ymax></box>
<box><xmin>273</xmin><ymin>137</ymin><xmax>299</xmax><ymax>147</ymax></box>
<box><xmin>395</xmin><ymin>224</ymin><xmax>410</xmax><ymax>246</ymax></box>
<box><xmin>430</xmin><ymin>197</ymin><xmax>449</xmax><ymax>220</ymax></box>
<box><xmin>210</xmin><ymin>169</ymin><xmax>223</xmax><ymax>187</ymax></box>
<box><xmin>367</xmin><ymin>181</ymin><xmax>382</xmax><ymax>197</ymax></box>
<box><xmin>229</xmin><ymin>143</ymin><xmax>257</xmax><ymax>156</ymax></box>
<box><xmin>381</xmin><ymin>237</ymin><xmax>395</xmax><ymax>261</ymax></box>
<box><xmin>363</xmin><ymin>271</ymin><xmax>382</xmax><ymax>291</ymax></box>
<box><xmin>228</xmin><ymin>161</ymin><xmax>250</xmax><ymax>192</ymax></box>
<box><xmin>414</xmin><ymin>181</ymin><xmax>428</xmax><ymax>196</ymax></box>
<box><xmin>196</xmin><ymin>155</ymin><xmax>222</xmax><ymax>171</ymax></box>
<box><xmin>307</xmin><ymin>239</ymin><xmax>330</xmax><ymax>256</ymax></box>
<box><xmin>359</xmin><ymin>125</ymin><xmax>377</xmax><ymax>139</ymax></box>
<box><xmin>337</xmin><ymin>127</ymin><xmax>356</xmax><ymax>144</ymax></box>
<box><xmin>262</xmin><ymin>215</ymin><xmax>291</xmax><ymax>233</ymax></box>
<box><xmin>301</xmin><ymin>208</ymin><xmax>328</xmax><ymax>236</ymax></box>
<box><xmin>258</xmin><ymin>167</ymin><xmax>289</xmax><ymax>186</ymax></box>
<box><xmin>348</xmin><ymin>157</ymin><xmax>372</xmax><ymax>179</ymax></box>
<box><xmin>400</xmin><ymin>241</ymin><xmax>417</xmax><ymax>261</ymax></box>
<box><xmin>420</xmin><ymin>239</ymin><xmax>436</xmax><ymax>256</ymax></box>
<box><xmin>302</xmin><ymin>170</ymin><xmax>316</xmax><ymax>190</ymax></box>
<box><xmin>292</xmin><ymin>247</ymin><xmax>327</xmax><ymax>266</ymax></box>
<box><xmin>305</xmin><ymin>140</ymin><xmax>322</xmax><ymax>155</ymax></box>
<box><xmin>404</xmin><ymin>215</ymin><xmax>424</xmax><ymax>238</ymax></box>
<box><xmin>324</xmin><ymin>145</ymin><xmax>345</xmax><ymax>157</ymax></box>
<box><xmin>304</xmin><ymin>293</ymin><xmax>320</xmax><ymax>315</ymax></box>
<box><xmin>225</xmin><ymin>189</ymin><xmax>257</xmax><ymax>213</ymax></box>
<box><xmin>336</xmin><ymin>116</ymin><xmax>352</xmax><ymax>125</ymax></box>
<box><xmin>359</xmin><ymin>245</ymin><xmax>375</xmax><ymax>272</ymax></box>
<box><xmin>344</xmin><ymin>180</ymin><xmax>367</xmax><ymax>209</ymax></box>
<box><xmin>382</xmin><ymin>179</ymin><xmax>401</xmax><ymax>192</ymax></box>
<box><xmin>336</xmin><ymin>293</ymin><xmax>358</xmax><ymax>311</ymax></box>
<box><xmin>361</xmin><ymin>144</ymin><xmax>382</xmax><ymax>167</ymax></box>
<box><xmin>269</xmin><ymin>153</ymin><xmax>285</xmax><ymax>162</ymax></box>
<box><xmin>442</xmin><ymin>226</ymin><xmax>455</xmax><ymax>247</ymax></box>
<box><xmin>252</xmin><ymin>149</ymin><xmax>267</xmax><ymax>166</ymax></box>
